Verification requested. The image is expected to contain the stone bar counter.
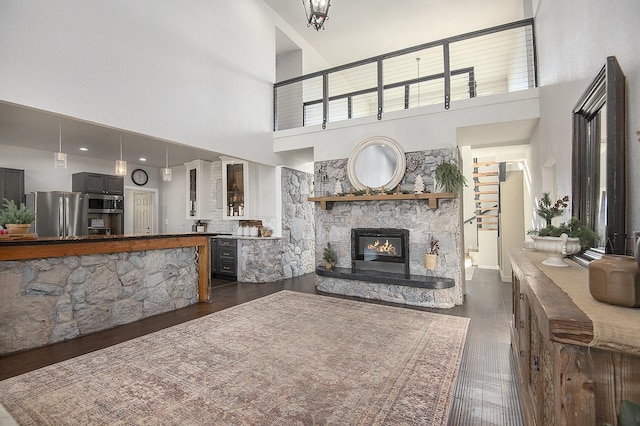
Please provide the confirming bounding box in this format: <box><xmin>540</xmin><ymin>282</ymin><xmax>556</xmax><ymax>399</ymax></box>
<box><xmin>0</xmin><ymin>233</ymin><xmax>211</xmax><ymax>355</ymax></box>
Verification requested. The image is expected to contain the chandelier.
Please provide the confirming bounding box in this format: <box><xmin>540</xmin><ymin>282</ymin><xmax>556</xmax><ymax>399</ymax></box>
<box><xmin>302</xmin><ymin>0</ymin><xmax>331</xmax><ymax>31</ymax></box>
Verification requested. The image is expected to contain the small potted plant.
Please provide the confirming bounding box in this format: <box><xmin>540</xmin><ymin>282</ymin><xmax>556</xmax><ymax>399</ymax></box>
<box><xmin>434</xmin><ymin>161</ymin><xmax>467</xmax><ymax>194</ymax></box>
<box><xmin>322</xmin><ymin>242</ymin><xmax>337</xmax><ymax>270</ymax></box>
<box><xmin>424</xmin><ymin>235</ymin><xmax>439</xmax><ymax>270</ymax></box>
<box><xmin>0</xmin><ymin>198</ymin><xmax>36</xmax><ymax>234</ymax></box>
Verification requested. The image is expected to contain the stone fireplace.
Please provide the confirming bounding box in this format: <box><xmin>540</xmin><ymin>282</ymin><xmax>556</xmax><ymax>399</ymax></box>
<box><xmin>313</xmin><ymin>147</ymin><xmax>464</xmax><ymax>309</ymax></box>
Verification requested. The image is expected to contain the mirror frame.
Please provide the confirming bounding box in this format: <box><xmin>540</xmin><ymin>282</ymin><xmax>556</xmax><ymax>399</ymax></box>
<box><xmin>347</xmin><ymin>136</ymin><xmax>406</xmax><ymax>191</ymax></box>
<box><xmin>572</xmin><ymin>56</ymin><xmax>626</xmax><ymax>255</ymax></box>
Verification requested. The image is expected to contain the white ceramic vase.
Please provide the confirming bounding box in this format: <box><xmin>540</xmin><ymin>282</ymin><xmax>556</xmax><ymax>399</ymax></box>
<box><xmin>531</xmin><ymin>233</ymin><xmax>581</xmax><ymax>267</ymax></box>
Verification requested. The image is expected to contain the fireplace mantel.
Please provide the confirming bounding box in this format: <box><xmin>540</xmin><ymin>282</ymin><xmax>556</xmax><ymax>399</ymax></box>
<box><xmin>308</xmin><ymin>192</ymin><xmax>456</xmax><ymax>210</ymax></box>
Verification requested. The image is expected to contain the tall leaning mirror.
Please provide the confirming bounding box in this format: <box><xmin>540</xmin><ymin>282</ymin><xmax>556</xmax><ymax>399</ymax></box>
<box><xmin>347</xmin><ymin>136</ymin><xmax>406</xmax><ymax>191</ymax></box>
<box><xmin>572</xmin><ymin>56</ymin><xmax>626</xmax><ymax>256</ymax></box>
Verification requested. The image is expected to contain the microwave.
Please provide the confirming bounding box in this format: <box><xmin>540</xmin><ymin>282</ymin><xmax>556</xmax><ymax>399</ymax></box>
<box><xmin>87</xmin><ymin>194</ymin><xmax>124</xmax><ymax>214</ymax></box>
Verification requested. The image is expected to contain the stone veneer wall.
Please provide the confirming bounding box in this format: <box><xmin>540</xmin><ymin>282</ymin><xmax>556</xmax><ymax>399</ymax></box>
<box><xmin>232</xmin><ymin>167</ymin><xmax>315</xmax><ymax>283</ymax></box>
<box><xmin>0</xmin><ymin>248</ymin><xmax>198</xmax><ymax>355</ymax></box>
<box><xmin>280</xmin><ymin>167</ymin><xmax>315</xmax><ymax>279</ymax></box>
<box><xmin>314</xmin><ymin>148</ymin><xmax>464</xmax><ymax>308</ymax></box>
<box><xmin>237</xmin><ymin>238</ymin><xmax>283</xmax><ymax>283</ymax></box>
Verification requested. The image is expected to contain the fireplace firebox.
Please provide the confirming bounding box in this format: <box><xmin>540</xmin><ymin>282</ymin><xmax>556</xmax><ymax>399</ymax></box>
<box><xmin>351</xmin><ymin>228</ymin><xmax>409</xmax><ymax>276</ymax></box>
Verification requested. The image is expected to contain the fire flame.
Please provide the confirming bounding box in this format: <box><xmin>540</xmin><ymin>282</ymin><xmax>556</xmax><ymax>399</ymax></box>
<box><xmin>366</xmin><ymin>239</ymin><xmax>397</xmax><ymax>255</ymax></box>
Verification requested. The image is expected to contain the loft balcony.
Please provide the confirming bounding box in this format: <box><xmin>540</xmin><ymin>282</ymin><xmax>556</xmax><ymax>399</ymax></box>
<box><xmin>273</xmin><ymin>19</ymin><xmax>537</xmax><ymax>134</ymax></box>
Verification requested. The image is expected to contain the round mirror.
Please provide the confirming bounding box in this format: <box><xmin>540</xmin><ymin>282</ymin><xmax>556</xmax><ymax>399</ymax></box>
<box><xmin>347</xmin><ymin>137</ymin><xmax>406</xmax><ymax>191</ymax></box>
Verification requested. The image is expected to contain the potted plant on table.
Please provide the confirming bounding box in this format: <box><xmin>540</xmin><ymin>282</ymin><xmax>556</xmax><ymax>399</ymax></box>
<box><xmin>527</xmin><ymin>193</ymin><xmax>597</xmax><ymax>267</ymax></box>
<box><xmin>322</xmin><ymin>242</ymin><xmax>337</xmax><ymax>271</ymax></box>
<box><xmin>434</xmin><ymin>161</ymin><xmax>467</xmax><ymax>194</ymax></box>
<box><xmin>0</xmin><ymin>198</ymin><xmax>36</xmax><ymax>234</ymax></box>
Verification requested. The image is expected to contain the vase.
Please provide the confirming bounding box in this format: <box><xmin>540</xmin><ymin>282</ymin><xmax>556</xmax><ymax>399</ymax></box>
<box><xmin>325</xmin><ymin>261</ymin><xmax>333</xmax><ymax>271</ymax></box>
<box><xmin>5</xmin><ymin>223</ymin><xmax>32</xmax><ymax>234</ymax></box>
<box><xmin>531</xmin><ymin>234</ymin><xmax>581</xmax><ymax>267</ymax></box>
<box><xmin>589</xmin><ymin>255</ymin><xmax>640</xmax><ymax>307</ymax></box>
<box><xmin>424</xmin><ymin>253</ymin><xmax>437</xmax><ymax>270</ymax></box>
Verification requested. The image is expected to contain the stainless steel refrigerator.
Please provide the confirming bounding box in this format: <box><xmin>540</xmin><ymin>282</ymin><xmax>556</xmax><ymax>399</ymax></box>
<box><xmin>26</xmin><ymin>191</ymin><xmax>88</xmax><ymax>238</ymax></box>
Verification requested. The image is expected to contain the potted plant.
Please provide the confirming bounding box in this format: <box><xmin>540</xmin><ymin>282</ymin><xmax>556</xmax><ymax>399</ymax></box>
<box><xmin>527</xmin><ymin>194</ymin><xmax>597</xmax><ymax>267</ymax></box>
<box><xmin>0</xmin><ymin>198</ymin><xmax>36</xmax><ymax>234</ymax></box>
<box><xmin>424</xmin><ymin>236</ymin><xmax>439</xmax><ymax>270</ymax></box>
<box><xmin>434</xmin><ymin>161</ymin><xmax>467</xmax><ymax>194</ymax></box>
<box><xmin>322</xmin><ymin>242</ymin><xmax>337</xmax><ymax>270</ymax></box>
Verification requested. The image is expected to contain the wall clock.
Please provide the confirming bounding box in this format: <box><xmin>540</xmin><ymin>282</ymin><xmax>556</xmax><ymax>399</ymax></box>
<box><xmin>131</xmin><ymin>168</ymin><xmax>148</xmax><ymax>186</ymax></box>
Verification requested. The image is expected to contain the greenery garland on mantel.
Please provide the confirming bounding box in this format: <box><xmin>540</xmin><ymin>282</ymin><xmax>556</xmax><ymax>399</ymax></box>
<box><xmin>308</xmin><ymin>190</ymin><xmax>456</xmax><ymax>210</ymax></box>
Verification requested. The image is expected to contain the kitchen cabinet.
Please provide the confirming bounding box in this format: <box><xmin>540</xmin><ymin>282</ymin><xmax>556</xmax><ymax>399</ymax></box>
<box><xmin>221</xmin><ymin>156</ymin><xmax>247</xmax><ymax>219</ymax></box>
<box><xmin>184</xmin><ymin>160</ymin><xmax>211</xmax><ymax>221</ymax></box>
<box><xmin>213</xmin><ymin>238</ymin><xmax>237</xmax><ymax>279</ymax></box>
<box><xmin>221</xmin><ymin>156</ymin><xmax>260</xmax><ymax>220</ymax></box>
<box><xmin>72</xmin><ymin>172</ymin><xmax>124</xmax><ymax>195</ymax></box>
<box><xmin>0</xmin><ymin>167</ymin><xmax>25</xmax><ymax>206</ymax></box>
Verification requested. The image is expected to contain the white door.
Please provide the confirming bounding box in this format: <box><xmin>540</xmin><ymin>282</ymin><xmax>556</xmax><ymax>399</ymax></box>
<box><xmin>133</xmin><ymin>191</ymin><xmax>153</xmax><ymax>234</ymax></box>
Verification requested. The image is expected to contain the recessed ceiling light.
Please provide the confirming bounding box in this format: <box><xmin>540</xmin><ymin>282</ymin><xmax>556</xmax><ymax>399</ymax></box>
<box><xmin>139</xmin><ymin>157</ymin><xmax>147</xmax><ymax>162</ymax></box>
<box><xmin>79</xmin><ymin>147</ymin><xmax>88</xmax><ymax>151</ymax></box>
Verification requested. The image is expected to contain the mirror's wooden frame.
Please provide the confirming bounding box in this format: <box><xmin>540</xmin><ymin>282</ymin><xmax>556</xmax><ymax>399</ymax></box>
<box><xmin>572</xmin><ymin>56</ymin><xmax>626</xmax><ymax>255</ymax></box>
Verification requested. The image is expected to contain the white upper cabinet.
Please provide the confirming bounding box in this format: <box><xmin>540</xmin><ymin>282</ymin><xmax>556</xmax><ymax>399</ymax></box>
<box><xmin>221</xmin><ymin>156</ymin><xmax>257</xmax><ymax>220</ymax></box>
<box><xmin>184</xmin><ymin>160</ymin><xmax>212</xmax><ymax>220</ymax></box>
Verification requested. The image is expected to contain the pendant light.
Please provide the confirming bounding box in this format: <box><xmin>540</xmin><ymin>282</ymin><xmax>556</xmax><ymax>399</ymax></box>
<box><xmin>115</xmin><ymin>135</ymin><xmax>127</xmax><ymax>176</ymax></box>
<box><xmin>302</xmin><ymin>0</ymin><xmax>331</xmax><ymax>31</ymax></box>
<box><xmin>54</xmin><ymin>124</ymin><xmax>67</xmax><ymax>169</ymax></box>
<box><xmin>162</xmin><ymin>145</ymin><xmax>172</xmax><ymax>181</ymax></box>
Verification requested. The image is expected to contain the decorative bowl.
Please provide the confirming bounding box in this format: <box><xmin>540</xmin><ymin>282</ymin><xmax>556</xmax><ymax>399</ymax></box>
<box><xmin>531</xmin><ymin>234</ymin><xmax>581</xmax><ymax>267</ymax></box>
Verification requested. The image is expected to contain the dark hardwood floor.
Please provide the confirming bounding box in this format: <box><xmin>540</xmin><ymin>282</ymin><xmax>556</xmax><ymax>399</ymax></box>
<box><xmin>0</xmin><ymin>270</ymin><xmax>523</xmax><ymax>425</ymax></box>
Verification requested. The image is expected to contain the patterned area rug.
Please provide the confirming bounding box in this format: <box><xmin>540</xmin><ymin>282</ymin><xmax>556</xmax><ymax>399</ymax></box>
<box><xmin>0</xmin><ymin>291</ymin><xmax>469</xmax><ymax>425</ymax></box>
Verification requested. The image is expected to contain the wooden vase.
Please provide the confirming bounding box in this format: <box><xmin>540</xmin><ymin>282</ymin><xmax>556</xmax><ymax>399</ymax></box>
<box><xmin>325</xmin><ymin>261</ymin><xmax>333</xmax><ymax>271</ymax></box>
<box><xmin>5</xmin><ymin>223</ymin><xmax>32</xmax><ymax>234</ymax></box>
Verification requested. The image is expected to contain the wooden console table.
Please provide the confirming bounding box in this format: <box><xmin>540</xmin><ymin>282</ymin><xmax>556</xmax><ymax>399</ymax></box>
<box><xmin>510</xmin><ymin>248</ymin><xmax>640</xmax><ymax>425</ymax></box>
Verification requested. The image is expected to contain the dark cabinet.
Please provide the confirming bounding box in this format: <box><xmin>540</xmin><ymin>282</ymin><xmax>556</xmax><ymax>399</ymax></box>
<box><xmin>213</xmin><ymin>238</ymin><xmax>237</xmax><ymax>279</ymax></box>
<box><xmin>72</xmin><ymin>172</ymin><xmax>124</xmax><ymax>195</ymax></box>
<box><xmin>0</xmin><ymin>167</ymin><xmax>25</xmax><ymax>206</ymax></box>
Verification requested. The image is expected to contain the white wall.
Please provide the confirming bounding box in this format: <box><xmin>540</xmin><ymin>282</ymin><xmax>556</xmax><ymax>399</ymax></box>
<box><xmin>531</xmin><ymin>0</ymin><xmax>640</xmax><ymax>234</ymax></box>
<box><xmin>0</xmin><ymin>0</ymin><xmax>327</xmax><ymax>168</ymax></box>
<box><xmin>275</xmin><ymin>90</ymin><xmax>540</xmax><ymax>162</ymax></box>
<box><xmin>0</xmin><ymin>144</ymin><xmax>161</xmax><ymax>196</ymax></box>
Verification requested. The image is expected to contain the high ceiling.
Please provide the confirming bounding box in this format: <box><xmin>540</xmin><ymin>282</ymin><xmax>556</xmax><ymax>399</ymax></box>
<box><xmin>267</xmin><ymin>0</ymin><xmax>524</xmax><ymax>67</ymax></box>
<box><xmin>0</xmin><ymin>1</ymin><xmax>526</xmax><ymax>169</ymax></box>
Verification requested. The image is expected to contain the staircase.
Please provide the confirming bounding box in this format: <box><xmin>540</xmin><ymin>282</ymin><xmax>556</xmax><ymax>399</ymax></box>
<box><xmin>473</xmin><ymin>160</ymin><xmax>500</xmax><ymax>231</ymax></box>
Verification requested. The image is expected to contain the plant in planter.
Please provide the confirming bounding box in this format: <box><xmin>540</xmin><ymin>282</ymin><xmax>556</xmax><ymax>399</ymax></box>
<box><xmin>434</xmin><ymin>161</ymin><xmax>467</xmax><ymax>194</ymax></box>
<box><xmin>424</xmin><ymin>235</ymin><xmax>439</xmax><ymax>270</ymax></box>
<box><xmin>527</xmin><ymin>194</ymin><xmax>597</xmax><ymax>267</ymax></box>
<box><xmin>322</xmin><ymin>242</ymin><xmax>337</xmax><ymax>270</ymax></box>
<box><xmin>0</xmin><ymin>198</ymin><xmax>36</xmax><ymax>234</ymax></box>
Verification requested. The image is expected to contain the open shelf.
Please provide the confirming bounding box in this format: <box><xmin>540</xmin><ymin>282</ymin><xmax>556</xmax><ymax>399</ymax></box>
<box><xmin>308</xmin><ymin>192</ymin><xmax>456</xmax><ymax>210</ymax></box>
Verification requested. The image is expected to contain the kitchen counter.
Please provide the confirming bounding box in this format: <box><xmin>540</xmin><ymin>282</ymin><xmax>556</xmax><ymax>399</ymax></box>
<box><xmin>0</xmin><ymin>232</ymin><xmax>212</xmax><ymax>355</ymax></box>
<box><xmin>0</xmin><ymin>232</ymin><xmax>211</xmax><ymax>301</ymax></box>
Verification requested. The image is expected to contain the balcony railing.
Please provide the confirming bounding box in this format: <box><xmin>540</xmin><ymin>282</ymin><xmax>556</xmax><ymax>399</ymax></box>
<box><xmin>274</xmin><ymin>19</ymin><xmax>536</xmax><ymax>131</ymax></box>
